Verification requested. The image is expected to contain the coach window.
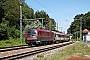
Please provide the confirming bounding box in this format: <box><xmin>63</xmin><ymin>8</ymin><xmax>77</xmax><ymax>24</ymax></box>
<box><xmin>58</xmin><ymin>35</ymin><xmax>61</xmax><ymax>37</ymax></box>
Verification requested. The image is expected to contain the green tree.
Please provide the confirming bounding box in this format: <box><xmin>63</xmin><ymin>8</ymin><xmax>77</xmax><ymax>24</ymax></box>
<box><xmin>0</xmin><ymin>0</ymin><xmax>56</xmax><ymax>40</ymax></box>
<box><xmin>35</xmin><ymin>10</ymin><xmax>56</xmax><ymax>30</ymax></box>
<box><xmin>0</xmin><ymin>0</ymin><xmax>5</xmax><ymax>23</ymax></box>
<box><xmin>67</xmin><ymin>12</ymin><xmax>90</xmax><ymax>39</ymax></box>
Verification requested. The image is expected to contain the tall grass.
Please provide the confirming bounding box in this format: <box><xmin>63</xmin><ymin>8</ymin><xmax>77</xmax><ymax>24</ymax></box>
<box><xmin>35</xmin><ymin>42</ymin><xmax>90</xmax><ymax>60</ymax></box>
<box><xmin>0</xmin><ymin>37</ymin><xmax>26</xmax><ymax>48</ymax></box>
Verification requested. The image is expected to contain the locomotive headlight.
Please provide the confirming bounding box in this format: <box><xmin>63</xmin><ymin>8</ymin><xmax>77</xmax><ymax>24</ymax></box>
<box><xmin>32</xmin><ymin>35</ymin><xmax>37</xmax><ymax>39</ymax></box>
<box><xmin>33</xmin><ymin>36</ymin><xmax>36</xmax><ymax>37</ymax></box>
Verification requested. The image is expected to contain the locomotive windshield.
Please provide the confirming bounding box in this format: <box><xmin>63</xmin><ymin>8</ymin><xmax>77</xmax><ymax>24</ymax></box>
<box><xmin>27</xmin><ymin>29</ymin><xmax>36</xmax><ymax>38</ymax></box>
<box><xmin>28</xmin><ymin>29</ymin><xmax>36</xmax><ymax>34</ymax></box>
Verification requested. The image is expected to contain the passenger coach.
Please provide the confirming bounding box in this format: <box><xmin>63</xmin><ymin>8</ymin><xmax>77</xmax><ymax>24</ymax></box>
<box><xmin>52</xmin><ymin>31</ymin><xmax>70</xmax><ymax>43</ymax></box>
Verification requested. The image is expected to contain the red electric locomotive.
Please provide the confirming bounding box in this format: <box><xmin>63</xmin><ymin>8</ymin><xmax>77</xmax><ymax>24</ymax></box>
<box><xmin>25</xmin><ymin>28</ymin><xmax>54</xmax><ymax>45</ymax></box>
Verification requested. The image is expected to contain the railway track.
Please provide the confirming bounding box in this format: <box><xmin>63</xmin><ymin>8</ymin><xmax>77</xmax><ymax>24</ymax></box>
<box><xmin>0</xmin><ymin>41</ymin><xmax>74</xmax><ymax>60</ymax></box>
<box><xmin>0</xmin><ymin>45</ymin><xmax>31</xmax><ymax>52</ymax></box>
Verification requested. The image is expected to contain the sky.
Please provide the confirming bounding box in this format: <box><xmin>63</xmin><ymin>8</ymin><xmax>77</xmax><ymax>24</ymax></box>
<box><xmin>25</xmin><ymin>0</ymin><xmax>90</xmax><ymax>33</ymax></box>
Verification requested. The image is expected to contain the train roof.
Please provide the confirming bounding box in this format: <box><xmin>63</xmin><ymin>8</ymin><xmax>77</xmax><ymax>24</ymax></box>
<box><xmin>52</xmin><ymin>31</ymin><xmax>64</xmax><ymax>35</ymax></box>
<box><xmin>28</xmin><ymin>28</ymin><xmax>52</xmax><ymax>32</ymax></box>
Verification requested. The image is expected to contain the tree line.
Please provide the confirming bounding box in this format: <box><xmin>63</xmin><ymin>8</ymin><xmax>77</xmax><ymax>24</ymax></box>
<box><xmin>67</xmin><ymin>12</ymin><xmax>90</xmax><ymax>39</ymax></box>
<box><xmin>0</xmin><ymin>0</ymin><xmax>56</xmax><ymax>40</ymax></box>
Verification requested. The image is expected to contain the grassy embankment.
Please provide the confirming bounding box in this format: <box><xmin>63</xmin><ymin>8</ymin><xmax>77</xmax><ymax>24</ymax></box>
<box><xmin>35</xmin><ymin>41</ymin><xmax>90</xmax><ymax>60</ymax></box>
<box><xmin>0</xmin><ymin>37</ymin><xmax>26</xmax><ymax>48</ymax></box>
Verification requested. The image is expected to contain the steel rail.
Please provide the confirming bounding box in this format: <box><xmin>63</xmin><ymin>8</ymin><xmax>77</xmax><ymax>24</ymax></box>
<box><xmin>0</xmin><ymin>41</ymin><xmax>74</xmax><ymax>60</ymax></box>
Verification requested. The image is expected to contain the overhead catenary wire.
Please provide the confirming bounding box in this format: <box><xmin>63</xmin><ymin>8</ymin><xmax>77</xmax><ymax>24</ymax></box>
<box><xmin>33</xmin><ymin>0</ymin><xmax>73</xmax><ymax>33</ymax></box>
<box><xmin>34</xmin><ymin>0</ymin><xmax>54</xmax><ymax>13</ymax></box>
<box><xmin>25</xmin><ymin>0</ymin><xmax>71</xmax><ymax>25</ymax></box>
<box><xmin>34</xmin><ymin>0</ymin><xmax>72</xmax><ymax>24</ymax></box>
<box><xmin>25</xmin><ymin>0</ymin><xmax>72</xmax><ymax>32</ymax></box>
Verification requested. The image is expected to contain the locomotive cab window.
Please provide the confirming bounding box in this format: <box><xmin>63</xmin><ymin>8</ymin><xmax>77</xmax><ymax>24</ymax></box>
<box><xmin>28</xmin><ymin>29</ymin><xmax>36</xmax><ymax>34</ymax></box>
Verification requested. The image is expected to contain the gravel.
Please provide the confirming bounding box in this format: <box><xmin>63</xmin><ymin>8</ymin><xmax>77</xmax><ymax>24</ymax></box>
<box><xmin>20</xmin><ymin>41</ymin><xmax>76</xmax><ymax>60</ymax></box>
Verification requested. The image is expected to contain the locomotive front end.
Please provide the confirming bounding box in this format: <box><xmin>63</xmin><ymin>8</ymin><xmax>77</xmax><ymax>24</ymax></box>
<box><xmin>25</xmin><ymin>28</ymin><xmax>38</xmax><ymax>45</ymax></box>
